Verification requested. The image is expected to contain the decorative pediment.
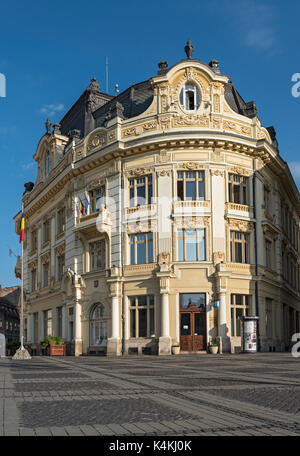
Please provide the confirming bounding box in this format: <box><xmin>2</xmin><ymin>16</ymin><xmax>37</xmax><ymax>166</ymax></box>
<box><xmin>125</xmin><ymin>167</ymin><xmax>152</xmax><ymax>178</ymax></box>
<box><xmin>174</xmin><ymin>216</ymin><xmax>210</xmax><ymax>229</ymax></box>
<box><xmin>229</xmin><ymin>166</ymin><xmax>250</xmax><ymax>176</ymax></box>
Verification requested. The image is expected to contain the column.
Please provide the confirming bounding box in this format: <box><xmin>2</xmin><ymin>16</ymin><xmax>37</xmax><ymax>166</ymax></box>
<box><xmin>218</xmin><ymin>292</ymin><xmax>227</xmax><ymax>352</ymax></box>
<box><xmin>158</xmin><ymin>292</ymin><xmax>171</xmax><ymax>355</ymax></box>
<box><xmin>107</xmin><ymin>280</ymin><xmax>121</xmax><ymax>356</ymax></box>
<box><xmin>62</xmin><ymin>303</ymin><xmax>66</xmax><ymax>340</ymax></box>
<box><xmin>161</xmin><ymin>293</ymin><xmax>170</xmax><ymax>337</ymax></box>
<box><xmin>73</xmin><ymin>287</ymin><xmax>82</xmax><ymax>356</ymax></box>
<box><xmin>27</xmin><ymin>310</ymin><xmax>32</xmax><ymax>343</ymax></box>
<box><xmin>111</xmin><ymin>296</ymin><xmax>119</xmax><ymax>339</ymax></box>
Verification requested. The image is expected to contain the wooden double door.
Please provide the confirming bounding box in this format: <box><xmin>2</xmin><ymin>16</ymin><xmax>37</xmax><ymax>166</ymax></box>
<box><xmin>180</xmin><ymin>309</ymin><xmax>206</xmax><ymax>351</ymax></box>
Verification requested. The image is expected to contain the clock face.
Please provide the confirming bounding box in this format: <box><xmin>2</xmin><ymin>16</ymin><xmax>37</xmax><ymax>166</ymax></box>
<box><xmin>180</xmin><ymin>84</ymin><xmax>201</xmax><ymax>112</ymax></box>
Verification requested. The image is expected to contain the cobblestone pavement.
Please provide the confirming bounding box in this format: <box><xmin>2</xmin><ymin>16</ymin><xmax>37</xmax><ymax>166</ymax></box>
<box><xmin>1</xmin><ymin>353</ymin><xmax>299</xmax><ymax>436</ymax></box>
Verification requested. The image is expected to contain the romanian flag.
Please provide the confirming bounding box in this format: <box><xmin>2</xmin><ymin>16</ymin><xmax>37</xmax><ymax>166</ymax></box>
<box><xmin>78</xmin><ymin>198</ymin><xmax>84</xmax><ymax>215</ymax></box>
<box><xmin>19</xmin><ymin>210</ymin><xmax>25</xmax><ymax>243</ymax></box>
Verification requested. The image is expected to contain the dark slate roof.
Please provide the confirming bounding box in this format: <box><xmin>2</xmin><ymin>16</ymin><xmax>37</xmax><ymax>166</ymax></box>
<box><xmin>93</xmin><ymin>81</ymin><xmax>154</xmax><ymax>128</ymax></box>
<box><xmin>224</xmin><ymin>82</ymin><xmax>258</xmax><ymax>119</ymax></box>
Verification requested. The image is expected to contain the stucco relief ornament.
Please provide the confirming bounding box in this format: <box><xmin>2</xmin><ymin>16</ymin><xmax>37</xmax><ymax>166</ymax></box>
<box><xmin>87</xmin><ymin>132</ymin><xmax>106</xmax><ymax>152</ymax></box>
<box><xmin>158</xmin><ymin>252</ymin><xmax>171</xmax><ymax>265</ymax></box>
<box><xmin>213</xmin><ymin>252</ymin><xmax>225</xmax><ymax>266</ymax></box>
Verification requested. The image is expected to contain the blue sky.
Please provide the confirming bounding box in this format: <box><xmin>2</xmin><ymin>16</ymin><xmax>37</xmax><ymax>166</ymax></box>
<box><xmin>1</xmin><ymin>0</ymin><xmax>300</xmax><ymax>286</ymax></box>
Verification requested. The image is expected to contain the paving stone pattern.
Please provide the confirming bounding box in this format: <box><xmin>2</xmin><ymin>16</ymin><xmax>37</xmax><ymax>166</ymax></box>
<box><xmin>1</xmin><ymin>353</ymin><xmax>300</xmax><ymax>436</ymax></box>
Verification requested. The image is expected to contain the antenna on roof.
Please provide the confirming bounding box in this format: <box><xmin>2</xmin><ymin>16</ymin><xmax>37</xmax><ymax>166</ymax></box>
<box><xmin>115</xmin><ymin>83</ymin><xmax>119</xmax><ymax>96</ymax></box>
<box><xmin>106</xmin><ymin>56</ymin><xmax>109</xmax><ymax>94</ymax></box>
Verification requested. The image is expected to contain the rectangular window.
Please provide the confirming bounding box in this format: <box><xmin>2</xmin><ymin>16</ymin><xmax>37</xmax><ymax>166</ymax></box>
<box><xmin>56</xmin><ymin>307</ymin><xmax>62</xmax><ymax>338</ymax></box>
<box><xmin>89</xmin><ymin>186</ymin><xmax>106</xmax><ymax>213</ymax></box>
<box><xmin>42</xmin><ymin>220</ymin><xmax>50</xmax><ymax>244</ymax></box>
<box><xmin>129</xmin><ymin>175</ymin><xmax>152</xmax><ymax>207</ymax></box>
<box><xmin>180</xmin><ymin>293</ymin><xmax>206</xmax><ymax>309</ymax></box>
<box><xmin>31</xmin><ymin>269</ymin><xmax>37</xmax><ymax>292</ymax></box>
<box><xmin>177</xmin><ymin>229</ymin><xmax>206</xmax><ymax>261</ymax></box>
<box><xmin>130</xmin><ymin>233</ymin><xmax>153</xmax><ymax>265</ymax></box>
<box><xmin>31</xmin><ymin>230</ymin><xmax>37</xmax><ymax>252</ymax></box>
<box><xmin>228</xmin><ymin>174</ymin><xmax>248</xmax><ymax>205</ymax></box>
<box><xmin>264</xmin><ymin>186</ymin><xmax>270</xmax><ymax>214</ymax></box>
<box><xmin>42</xmin><ymin>263</ymin><xmax>49</xmax><ymax>287</ymax></box>
<box><xmin>129</xmin><ymin>295</ymin><xmax>155</xmax><ymax>338</ymax></box>
<box><xmin>89</xmin><ymin>240</ymin><xmax>106</xmax><ymax>271</ymax></box>
<box><xmin>265</xmin><ymin>240</ymin><xmax>272</xmax><ymax>269</ymax></box>
<box><xmin>266</xmin><ymin>298</ymin><xmax>273</xmax><ymax>338</ymax></box>
<box><xmin>43</xmin><ymin>309</ymin><xmax>52</xmax><ymax>337</ymax></box>
<box><xmin>230</xmin><ymin>231</ymin><xmax>249</xmax><ymax>264</ymax></box>
<box><xmin>177</xmin><ymin>171</ymin><xmax>205</xmax><ymax>201</ymax></box>
<box><xmin>56</xmin><ymin>254</ymin><xmax>65</xmax><ymax>282</ymax></box>
<box><xmin>231</xmin><ymin>295</ymin><xmax>250</xmax><ymax>337</ymax></box>
<box><xmin>33</xmin><ymin>313</ymin><xmax>38</xmax><ymax>342</ymax></box>
<box><xmin>57</xmin><ymin>208</ymin><xmax>65</xmax><ymax>235</ymax></box>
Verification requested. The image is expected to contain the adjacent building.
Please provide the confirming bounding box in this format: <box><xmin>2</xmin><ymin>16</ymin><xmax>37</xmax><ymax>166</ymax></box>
<box><xmin>0</xmin><ymin>286</ymin><xmax>20</xmax><ymax>343</ymax></box>
<box><xmin>14</xmin><ymin>42</ymin><xmax>300</xmax><ymax>356</ymax></box>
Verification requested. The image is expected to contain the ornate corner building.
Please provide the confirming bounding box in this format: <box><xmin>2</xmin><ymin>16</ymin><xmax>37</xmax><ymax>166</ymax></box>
<box><xmin>14</xmin><ymin>42</ymin><xmax>300</xmax><ymax>356</ymax></box>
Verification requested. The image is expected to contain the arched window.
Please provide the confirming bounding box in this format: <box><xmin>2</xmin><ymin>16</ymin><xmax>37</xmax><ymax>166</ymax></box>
<box><xmin>179</xmin><ymin>84</ymin><xmax>201</xmax><ymax>112</ymax></box>
<box><xmin>45</xmin><ymin>151</ymin><xmax>50</xmax><ymax>177</ymax></box>
<box><xmin>90</xmin><ymin>303</ymin><xmax>109</xmax><ymax>346</ymax></box>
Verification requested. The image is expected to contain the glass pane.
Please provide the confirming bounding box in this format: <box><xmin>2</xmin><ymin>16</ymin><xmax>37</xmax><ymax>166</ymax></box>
<box><xmin>137</xmin><ymin>185</ymin><xmax>146</xmax><ymax>205</ymax></box>
<box><xmin>186</xmin><ymin>181</ymin><xmax>196</xmax><ymax>200</ymax></box>
<box><xmin>185</xmin><ymin>230</ymin><xmax>197</xmax><ymax>261</ymax></box>
<box><xmin>194</xmin><ymin>313</ymin><xmax>205</xmax><ymax>335</ymax></box>
<box><xmin>130</xmin><ymin>309</ymin><xmax>136</xmax><ymax>337</ymax></box>
<box><xmin>130</xmin><ymin>239</ymin><xmax>135</xmax><ymax>265</ymax></box>
<box><xmin>231</xmin><ymin>308</ymin><xmax>235</xmax><ymax>337</ymax></box>
<box><xmin>150</xmin><ymin>308</ymin><xmax>154</xmax><ymax>335</ymax></box>
<box><xmin>138</xmin><ymin>296</ymin><xmax>147</xmax><ymax>307</ymax></box>
<box><xmin>177</xmin><ymin>180</ymin><xmax>183</xmax><ymax>200</ymax></box>
<box><xmin>198</xmin><ymin>230</ymin><xmax>206</xmax><ymax>260</ymax></box>
<box><xmin>233</xmin><ymin>185</ymin><xmax>240</xmax><ymax>203</ymax></box>
<box><xmin>235</xmin><ymin>243</ymin><xmax>243</xmax><ymax>263</ymax></box>
<box><xmin>129</xmin><ymin>297</ymin><xmax>136</xmax><ymax>307</ymax></box>
<box><xmin>138</xmin><ymin>309</ymin><xmax>147</xmax><ymax>337</ymax></box>
<box><xmin>236</xmin><ymin>308</ymin><xmax>243</xmax><ymax>337</ymax></box>
<box><xmin>148</xmin><ymin>183</ymin><xmax>152</xmax><ymax>204</ymax></box>
<box><xmin>178</xmin><ymin>237</ymin><xmax>184</xmax><ymax>261</ymax></box>
<box><xmin>181</xmin><ymin>313</ymin><xmax>191</xmax><ymax>336</ymax></box>
<box><xmin>181</xmin><ymin>293</ymin><xmax>205</xmax><ymax>309</ymax></box>
<box><xmin>130</xmin><ymin>187</ymin><xmax>134</xmax><ymax>206</ymax></box>
<box><xmin>148</xmin><ymin>233</ymin><xmax>153</xmax><ymax>263</ymax></box>
<box><xmin>197</xmin><ymin>181</ymin><xmax>204</xmax><ymax>200</ymax></box>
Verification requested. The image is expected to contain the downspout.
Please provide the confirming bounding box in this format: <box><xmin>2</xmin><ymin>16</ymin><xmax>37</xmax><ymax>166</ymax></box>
<box><xmin>252</xmin><ymin>166</ymin><xmax>260</xmax><ymax>351</ymax></box>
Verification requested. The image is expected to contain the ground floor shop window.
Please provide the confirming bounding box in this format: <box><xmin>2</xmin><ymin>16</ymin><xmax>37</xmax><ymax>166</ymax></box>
<box><xmin>129</xmin><ymin>296</ymin><xmax>154</xmax><ymax>338</ymax></box>
<box><xmin>43</xmin><ymin>309</ymin><xmax>52</xmax><ymax>338</ymax></box>
<box><xmin>230</xmin><ymin>295</ymin><xmax>250</xmax><ymax>337</ymax></box>
<box><xmin>90</xmin><ymin>303</ymin><xmax>109</xmax><ymax>346</ymax></box>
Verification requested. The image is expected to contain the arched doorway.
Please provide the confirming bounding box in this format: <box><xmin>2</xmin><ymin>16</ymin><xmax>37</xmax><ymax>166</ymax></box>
<box><xmin>89</xmin><ymin>303</ymin><xmax>109</xmax><ymax>348</ymax></box>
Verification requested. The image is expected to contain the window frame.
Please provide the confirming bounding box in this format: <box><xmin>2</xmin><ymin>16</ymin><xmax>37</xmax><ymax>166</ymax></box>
<box><xmin>230</xmin><ymin>294</ymin><xmax>250</xmax><ymax>337</ymax></box>
<box><xmin>177</xmin><ymin>171</ymin><xmax>205</xmax><ymax>201</ymax></box>
<box><xmin>129</xmin><ymin>174</ymin><xmax>153</xmax><ymax>208</ymax></box>
<box><xmin>89</xmin><ymin>185</ymin><xmax>106</xmax><ymax>214</ymax></box>
<box><xmin>128</xmin><ymin>295</ymin><xmax>155</xmax><ymax>339</ymax></box>
<box><xmin>89</xmin><ymin>239</ymin><xmax>106</xmax><ymax>271</ymax></box>
<box><xmin>228</xmin><ymin>173</ymin><xmax>249</xmax><ymax>205</ymax></box>
<box><xmin>56</xmin><ymin>208</ymin><xmax>65</xmax><ymax>235</ymax></box>
<box><xmin>179</xmin><ymin>84</ymin><xmax>201</xmax><ymax>112</ymax></box>
<box><xmin>129</xmin><ymin>232</ymin><xmax>154</xmax><ymax>265</ymax></box>
<box><xmin>177</xmin><ymin>228</ymin><xmax>206</xmax><ymax>262</ymax></box>
<box><xmin>230</xmin><ymin>231</ymin><xmax>249</xmax><ymax>264</ymax></box>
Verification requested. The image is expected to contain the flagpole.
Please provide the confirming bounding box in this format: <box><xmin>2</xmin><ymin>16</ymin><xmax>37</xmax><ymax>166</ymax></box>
<box><xmin>13</xmin><ymin>202</ymin><xmax>31</xmax><ymax>359</ymax></box>
<box><xmin>20</xmin><ymin>202</ymin><xmax>24</xmax><ymax>350</ymax></box>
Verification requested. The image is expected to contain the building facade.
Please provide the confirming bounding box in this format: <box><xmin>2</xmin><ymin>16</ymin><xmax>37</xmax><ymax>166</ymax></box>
<box><xmin>0</xmin><ymin>286</ymin><xmax>20</xmax><ymax>343</ymax></box>
<box><xmin>14</xmin><ymin>43</ymin><xmax>300</xmax><ymax>356</ymax></box>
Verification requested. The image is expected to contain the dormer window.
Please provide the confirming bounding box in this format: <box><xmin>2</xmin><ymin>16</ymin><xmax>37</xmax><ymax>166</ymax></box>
<box><xmin>45</xmin><ymin>151</ymin><xmax>50</xmax><ymax>177</ymax></box>
<box><xmin>180</xmin><ymin>84</ymin><xmax>201</xmax><ymax>112</ymax></box>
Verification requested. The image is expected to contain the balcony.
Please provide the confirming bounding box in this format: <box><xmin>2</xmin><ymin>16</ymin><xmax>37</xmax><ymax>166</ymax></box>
<box><xmin>225</xmin><ymin>202</ymin><xmax>253</xmax><ymax>219</ymax></box>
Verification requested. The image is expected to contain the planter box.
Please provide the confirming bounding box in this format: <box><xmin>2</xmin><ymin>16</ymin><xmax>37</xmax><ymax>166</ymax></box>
<box><xmin>171</xmin><ymin>346</ymin><xmax>180</xmax><ymax>355</ymax></box>
<box><xmin>46</xmin><ymin>345</ymin><xmax>66</xmax><ymax>356</ymax></box>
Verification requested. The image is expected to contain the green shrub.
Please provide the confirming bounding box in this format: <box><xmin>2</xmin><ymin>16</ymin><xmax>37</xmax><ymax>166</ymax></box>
<box><xmin>41</xmin><ymin>336</ymin><xmax>65</xmax><ymax>347</ymax></box>
<box><xmin>6</xmin><ymin>341</ymin><xmax>20</xmax><ymax>350</ymax></box>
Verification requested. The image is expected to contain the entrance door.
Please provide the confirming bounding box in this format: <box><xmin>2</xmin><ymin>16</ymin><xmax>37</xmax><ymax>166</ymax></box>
<box><xmin>179</xmin><ymin>293</ymin><xmax>206</xmax><ymax>352</ymax></box>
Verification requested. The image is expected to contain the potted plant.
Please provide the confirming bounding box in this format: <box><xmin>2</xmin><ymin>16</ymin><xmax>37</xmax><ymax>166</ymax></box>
<box><xmin>6</xmin><ymin>341</ymin><xmax>20</xmax><ymax>357</ymax></box>
<box><xmin>171</xmin><ymin>344</ymin><xmax>180</xmax><ymax>355</ymax></box>
<box><xmin>208</xmin><ymin>343</ymin><xmax>219</xmax><ymax>354</ymax></box>
<box><xmin>42</xmin><ymin>336</ymin><xmax>66</xmax><ymax>356</ymax></box>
